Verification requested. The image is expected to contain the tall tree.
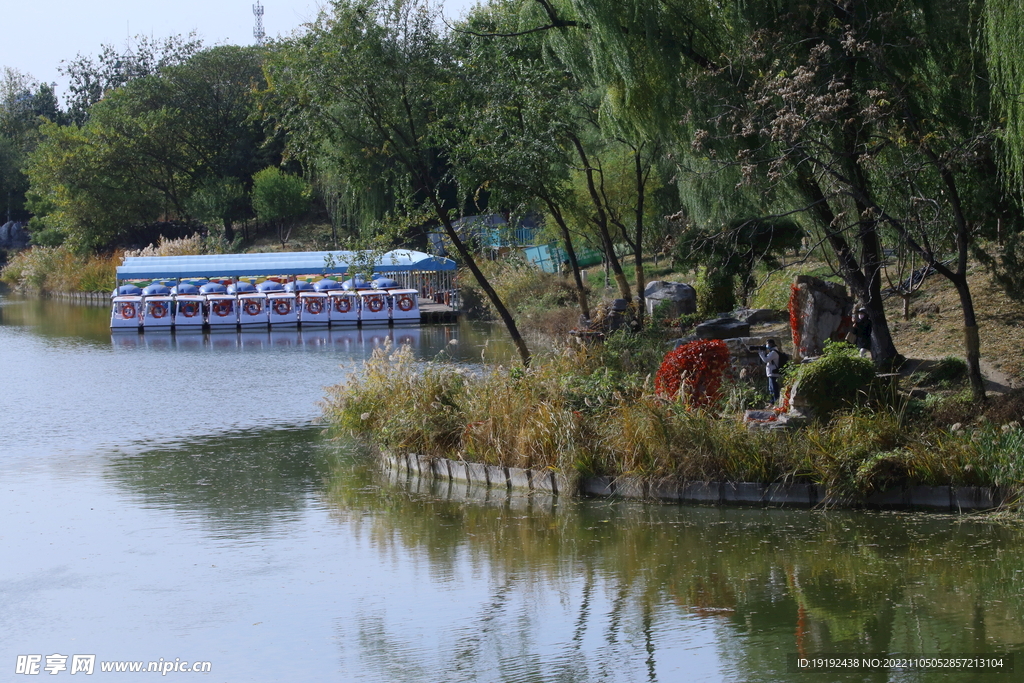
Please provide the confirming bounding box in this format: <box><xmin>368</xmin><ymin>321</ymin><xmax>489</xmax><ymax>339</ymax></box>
<box><xmin>265</xmin><ymin>0</ymin><xmax>533</xmax><ymax>366</ymax></box>
<box><xmin>28</xmin><ymin>44</ymin><xmax>276</xmax><ymax>249</ymax></box>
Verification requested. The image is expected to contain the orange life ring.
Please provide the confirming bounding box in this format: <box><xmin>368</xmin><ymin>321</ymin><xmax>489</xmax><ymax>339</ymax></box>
<box><xmin>273</xmin><ymin>299</ymin><xmax>292</xmax><ymax>316</ymax></box>
<box><xmin>180</xmin><ymin>302</ymin><xmax>198</xmax><ymax>318</ymax></box>
<box><xmin>121</xmin><ymin>302</ymin><xmax>136</xmax><ymax>319</ymax></box>
<box><xmin>334</xmin><ymin>297</ymin><xmax>351</xmax><ymax>314</ymax></box>
<box><xmin>213</xmin><ymin>300</ymin><xmax>233</xmax><ymax>317</ymax></box>
<box><xmin>150</xmin><ymin>301</ymin><xmax>167</xmax><ymax>319</ymax></box>
<box><xmin>366</xmin><ymin>296</ymin><xmax>384</xmax><ymax>313</ymax></box>
<box><xmin>396</xmin><ymin>296</ymin><xmax>414</xmax><ymax>312</ymax></box>
<box><xmin>243</xmin><ymin>300</ymin><xmax>262</xmax><ymax>316</ymax></box>
<box><xmin>306</xmin><ymin>298</ymin><xmax>324</xmax><ymax>315</ymax></box>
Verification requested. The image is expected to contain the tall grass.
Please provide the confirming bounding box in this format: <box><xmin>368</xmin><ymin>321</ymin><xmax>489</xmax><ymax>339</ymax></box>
<box><xmin>322</xmin><ymin>340</ymin><xmax>1024</xmax><ymax>501</ymax></box>
<box><xmin>1</xmin><ymin>246</ymin><xmax>119</xmax><ymax>292</ymax></box>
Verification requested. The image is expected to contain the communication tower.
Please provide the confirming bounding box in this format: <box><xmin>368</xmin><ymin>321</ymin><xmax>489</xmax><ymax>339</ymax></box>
<box><xmin>253</xmin><ymin>1</ymin><xmax>265</xmax><ymax>45</ymax></box>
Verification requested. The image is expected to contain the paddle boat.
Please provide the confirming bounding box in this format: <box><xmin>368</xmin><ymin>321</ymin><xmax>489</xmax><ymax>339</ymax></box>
<box><xmin>140</xmin><ymin>283</ymin><xmax>173</xmax><ymax>331</ymax></box>
<box><xmin>358</xmin><ymin>290</ymin><xmax>391</xmax><ymax>325</ymax></box>
<box><xmin>203</xmin><ymin>282</ymin><xmax>237</xmax><ymax>329</ymax></box>
<box><xmin>299</xmin><ymin>291</ymin><xmax>330</xmax><ymax>327</ymax></box>
<box><xmin>171</xmin><ymin>283</ymin><xmax>206</xmax><ymax>331</ymax></box>
<box><xmin>389</xmin><ymin>289</ymin><xmax>420</xmax><ymax>325</ymax></box>
<box><xmin>142</xmin><ymin>295</ymin><xmax>174</xmax><ymax>330</ymax></box>
<box><xmin>238</xmin><ymin>292</ymin><xmax>269</xmax><ymax>327</ymax></box>
<box><xmin>111</xmin><ymin>295</ymin><xmax>143</xmax><ymax>331</ymax></box>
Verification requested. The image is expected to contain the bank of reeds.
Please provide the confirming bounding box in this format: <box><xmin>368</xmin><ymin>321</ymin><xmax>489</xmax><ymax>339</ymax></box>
<box><xmin>1</xmin><ymin>245</ymin><xmax>119</xmax><ymax>293</ymax></box>
<box><xmin>1</xmin><ymin>235</ymin><xmax>211</xmax><ymax>294</ymax></box>
<box><xmin>322</xmin><ymin>341</ymin><xmax>1024</xmax><ymax>501</ymax></box>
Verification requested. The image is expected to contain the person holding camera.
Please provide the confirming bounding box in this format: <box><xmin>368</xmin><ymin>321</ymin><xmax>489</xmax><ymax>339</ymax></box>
<box><xmin>757</xmin><ymin>339</ymin><xmax>782</xmax><ymax>406</ymax></box>
<box><xmin>851</xmin><ymin>307</ymin><xmax>872</xmax><ymax>358</ymax></box>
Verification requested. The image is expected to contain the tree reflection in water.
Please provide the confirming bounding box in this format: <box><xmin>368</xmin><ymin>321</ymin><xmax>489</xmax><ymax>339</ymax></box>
<box><xmin>324</xmin><ymin>463</ymin><xmax>1024</xmax><ymax>682</ymax></box>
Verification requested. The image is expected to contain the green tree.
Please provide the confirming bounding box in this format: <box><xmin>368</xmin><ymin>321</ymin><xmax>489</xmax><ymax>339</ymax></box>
<box><xmin>444</xmin><ymin>1</ymin><xmax>593</xmax><ymax>319</ymax></box>
<box><xmin>187</xmin><ymin>176</ymin><xmax>248</xmax><ymax>244</ymax></box>
<box><xmin>28</xmin><ymin>44</ymin><xmax>276</xmax><ymax>250</ymax></box>
<box><xmin>265</xmin><ymin>0</ymin><xmax>533</xmax><ymax>366</ymax></box>
<box><xmin>251</xmin><ymin>167</ymin><xmax>311</xmax><ymax>246</ymax></box>
<box><xmin>60</xmin><ymin>34</ymin><xmax>203</xmax><ymax>125</ymax></box>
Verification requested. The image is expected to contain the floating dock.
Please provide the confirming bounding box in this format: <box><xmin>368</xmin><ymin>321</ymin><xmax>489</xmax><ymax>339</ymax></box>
<box><xmin>110</xmin><ymin>249</ymin><xmax>460</xmax><ymax>331</ymax></box>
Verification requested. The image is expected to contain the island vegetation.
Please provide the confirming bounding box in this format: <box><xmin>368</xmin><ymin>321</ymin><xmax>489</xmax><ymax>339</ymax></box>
<box><xmin>5</xmin><ymin>0</ymin><xmax>1024</xmax><ymax>503</ymax></box>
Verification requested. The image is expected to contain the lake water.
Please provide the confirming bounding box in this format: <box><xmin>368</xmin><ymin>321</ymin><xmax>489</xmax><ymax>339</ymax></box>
<box><xmin>2</xmin><ymin>295</ymin><xmax>1023</xmax><ymax>682</ymax></box>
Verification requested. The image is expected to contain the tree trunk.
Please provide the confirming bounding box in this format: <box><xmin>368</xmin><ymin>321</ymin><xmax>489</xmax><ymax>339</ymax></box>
<box><xmin>428</xmin><ymin>195</ymin><xmax>531</xmax><ymax>367</ymax></box>
<box><xmin>793</xmin><ymin>162</ymin><xmax>900</xmax><ymax>364</ymax></box>
<box><xmin>569</xmin><ymin>133</ymin><xmax>632</xmax><ymax>301</ymax></box>
<box><xmin>952</xmin><ymin>274</ymin><xmax>986</xmax><ymax>401</ymax></box>
<box><xmin>544</xmin><ymin>199</ymin><xmax>590</xmax><ymax>320</ymax></box>
<box><xmin>223</xmin><ymin>218</ymin><xmax>235</xmax><ymax>244</ymax></box>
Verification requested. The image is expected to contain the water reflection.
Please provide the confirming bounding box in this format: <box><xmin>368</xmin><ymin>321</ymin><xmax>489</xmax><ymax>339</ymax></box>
<box><xmin>103</xmin><ymin>424</ymin><xmax>334</xmax><ymax>533</ymax></box>
<box><xmin>320</xmin><ymin>463</ymin><xmax>1024</xmax><ymax>682</ymax></box>
<box><xmin>0</xmin><ymin>294</ymin><xmax>517</xmax><ymax>363</ymax></box>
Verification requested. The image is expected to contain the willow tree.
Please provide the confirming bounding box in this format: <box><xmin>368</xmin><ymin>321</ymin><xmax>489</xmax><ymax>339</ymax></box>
<box><xmin>265</xmin><ymin>0</ymin><xmax>532</xmax><ymax>365</ymax></box>
<box><xmin>505</xmin><ymin>0</ymin><xmax>1013</xmax><ymax>398</ymax></box>
<box><xmin>445</xmin><ymin>2</ymin><xmax>593</xmax><ymax>320</ymax></box>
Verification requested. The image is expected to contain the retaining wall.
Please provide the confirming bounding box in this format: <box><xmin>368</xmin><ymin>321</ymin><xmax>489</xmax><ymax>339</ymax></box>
<box><xmin>47</xmin><ymin>291</ymin><xmax>110</xmax><ymax>306</ymax></box>
<box><xmin>380</xmin><ymin>453</ymin><xmax>1008</xmax><ymax>512</ymax></box>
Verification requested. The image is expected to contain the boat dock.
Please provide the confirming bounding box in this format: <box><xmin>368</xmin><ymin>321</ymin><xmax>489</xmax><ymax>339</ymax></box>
<box><xmin>107</xmin><ymin>249</ymin><xmax>461</xmax><ymax>331</ymax></box>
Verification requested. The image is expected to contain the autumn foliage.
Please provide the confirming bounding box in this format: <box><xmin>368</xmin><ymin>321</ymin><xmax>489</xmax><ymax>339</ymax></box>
<box><xmin>654</xmin><ymin>339</ymin><xmax>731</xmax><ymax>408</ymax></box>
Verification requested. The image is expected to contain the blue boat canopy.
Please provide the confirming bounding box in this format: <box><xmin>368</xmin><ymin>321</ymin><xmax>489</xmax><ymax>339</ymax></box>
<box><xmin>116</xmin><ymin>249</ymin><xmax>456</xmax><ymax>282</ymax></box>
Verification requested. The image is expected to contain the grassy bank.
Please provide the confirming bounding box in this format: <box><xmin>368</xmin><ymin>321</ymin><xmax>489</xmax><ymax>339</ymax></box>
<box><xmin>0</xmin><ymin>246</ymin><xmax>119</xmax><ymax>293</ymax></box>
<box><xmin>323</xmin><ymin>339</ymin><xmax>1024</xmax><ymax>503</ymax></box>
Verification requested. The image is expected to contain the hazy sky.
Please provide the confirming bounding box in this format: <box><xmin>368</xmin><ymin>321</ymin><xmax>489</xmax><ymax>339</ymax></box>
<box><xmin>3</xmin><ymin>0</ymin><xmax>479</xmax><ymax>99</ymax></box>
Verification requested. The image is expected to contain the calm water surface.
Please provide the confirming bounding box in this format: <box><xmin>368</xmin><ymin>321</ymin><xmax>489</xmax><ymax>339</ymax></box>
<box><xmin>2</xmin><ymin>295</ymin><xmax>1023</xmax><ymax>682</ymax></box>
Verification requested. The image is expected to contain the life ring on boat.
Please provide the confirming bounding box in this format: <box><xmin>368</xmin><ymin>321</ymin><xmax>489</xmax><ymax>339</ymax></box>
<box><xmin>273</xmin><ymin>299</ymin><xmax>292</xmax><ymax>316</ymax></box>
<box><xmin>334</xmin><ymin>297</ymin><xmax>351</xmax><ymax>313</ymax></box>
<box><xmin>121</xmin><ymin>302</ymin><xmax>136</xmax><ymax>319</ymax></box>
<box><xmin>150</xmin><ymin>301</ymin><xmax>167</xmax><ymax>319</ymax></box>
<box><xmin>305</xmin><ymin>298</ymin><xmax>324</xmax><ymax>315</ymax></box>
<box><xmin>213</xmin><ymin>300</ymin><xmax>233</xmax><ymax>317</ymax></box>
<box><xmin>243</xmin><ymin>300</ymin><xmax>262</xmax><ymax>316</ymax></box>
<box><xmin>396</xmin><ymin>296</ymin><xmax>414</xmax><ymax>312</ymax></box>
<box><xmin>366</xmin><ymin>296</ymin><xmax>384</xmax><ymax>313</ymax></box>
<box><xmin>180</xmin><ymin>302</ymin><xmax>198</xmax><ymax>318</ymax></box>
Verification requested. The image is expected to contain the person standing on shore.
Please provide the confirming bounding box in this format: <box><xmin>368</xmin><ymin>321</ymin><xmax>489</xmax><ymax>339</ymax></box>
<box><xmin>852</xmin><ymin>307</ymin><xmax>872</xmax><ymax>359</ymax></box>
<box><xmin>758</xmin><ymin>339</ymin><xmax>782</xmax><ymax>406</ymax></box>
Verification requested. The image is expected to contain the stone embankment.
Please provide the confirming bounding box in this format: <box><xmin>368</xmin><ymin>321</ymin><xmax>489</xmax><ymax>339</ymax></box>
<box><xmin>47</xmin><ymin>291</ymin><xmax>109</xmax><ymax>305</ymax></box>
<box><xmin>381</xmin><ymin>452</ymin><xmax>1006</xmax><ymax>512</ymax></box>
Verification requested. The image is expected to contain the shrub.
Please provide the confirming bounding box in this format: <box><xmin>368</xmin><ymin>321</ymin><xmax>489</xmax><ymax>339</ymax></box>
<box><xmin>694</xmin><ymin>267</ymin><xmax>735</xmax><ymax>318</ymax></box>
<box><xmin>654</xmin><ymin>339</ymin><xmax>731</xmax><ymax>408</ymax></box>
<box><xmin>923</xmin><ymin>356</ymin><xmax>968</xmax><ymax>387</ymax></box>
<box><xmin>0</xmin><ymin>246</ymin><xmax>118</xmax><ymax>292</ymax></box>
<box><xmin>788</xmin><ymin>341</ymin><xmax>876</xmax><ymax>419</ymax></box>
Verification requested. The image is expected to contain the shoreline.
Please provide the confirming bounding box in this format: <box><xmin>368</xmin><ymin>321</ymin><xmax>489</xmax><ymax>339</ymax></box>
<box><xmin>381</xmin><ymin>452</ymin><xmax>1007</xmax><ymax>513</ymax></box>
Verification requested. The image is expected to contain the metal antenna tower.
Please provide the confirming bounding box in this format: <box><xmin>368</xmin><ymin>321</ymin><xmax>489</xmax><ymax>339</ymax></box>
<box><xmin>253</xmin><ymin>1</ymin><xmax>265</xmax><ymax>45</ymax></box>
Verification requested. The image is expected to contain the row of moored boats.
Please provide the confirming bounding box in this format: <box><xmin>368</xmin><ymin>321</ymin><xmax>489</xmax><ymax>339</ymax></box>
<box><xmin>111</xmin><ymin>276</ymin><xmax>420</xmax><ymax>331</ymax></box>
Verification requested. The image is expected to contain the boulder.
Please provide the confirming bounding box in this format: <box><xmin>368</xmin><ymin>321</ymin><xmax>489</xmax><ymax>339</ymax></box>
<box><xmin>694</xmin><ymin>316</ymin><xmax>750</xmax><ymax>340</ymax></box>
<box><xmin>789</xmin><ymin>275</ymin><xmax>854</xmax><ymax>359</ymax></box>
<box><xmin>644</xmin><ymin>281</ymin><xmax>697</xmax><ymax>318</ymax></box>
<box><xmin>734</xmin><ymin>308</ymin><xmax>785</xmax><ymax>325</ymax></box>
<box><xmin>0</xmin><ymin>221</ymin><xmax>29</xmax><ymax>250</ymax></box>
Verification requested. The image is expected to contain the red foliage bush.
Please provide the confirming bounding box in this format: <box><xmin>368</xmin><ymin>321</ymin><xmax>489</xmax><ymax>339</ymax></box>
<box><xmin>654</xmin><ymin>339</ymin><xmax>731</xmax><ymax>408</ymax></box>
<box><xmin>788</xmin><ymin>283</ymin><xmax>802</xmax><ymax>356</ymax></box>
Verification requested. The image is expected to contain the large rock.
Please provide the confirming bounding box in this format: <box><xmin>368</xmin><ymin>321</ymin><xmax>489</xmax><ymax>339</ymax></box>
<box><xmin>694</xmin><ymin>316</ymin><xmax>750</xmax><ymax>340</ymax></box>
<box><xmin>734</xmin><ymin>308</ymin><xmax>785</xmax><ymax>325</ymax></box>
<box><xmin>644</xmin><ymin>281</ymin><xmax>696</xmax><ymax>318</ymax></box>
<box><xmin>789</xmin><ymin>275</ymin><xmax>854</xmax><ymax>359</ymax></box>
<box><xmin>0</xmin><ymin>221</ymin><xmax>29</xmax><ymax>250</ymax></box>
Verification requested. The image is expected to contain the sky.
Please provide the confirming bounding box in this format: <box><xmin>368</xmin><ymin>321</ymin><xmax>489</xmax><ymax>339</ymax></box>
<box><xmin>3</xmin><ymin>0</ymin><xmax>479</xmax><ymax>100</ymax></box>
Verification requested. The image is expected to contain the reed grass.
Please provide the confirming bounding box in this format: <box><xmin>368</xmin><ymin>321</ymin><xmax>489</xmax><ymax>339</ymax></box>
<box><xmin>322</xmin><ymin>338</ymin><xmax>1024</xmax><ymax>502</ymax></box>
<box><xmin>1</xmin><ymin>246</ymin><xmax>119</xmax><ymax>292</ymax></box>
